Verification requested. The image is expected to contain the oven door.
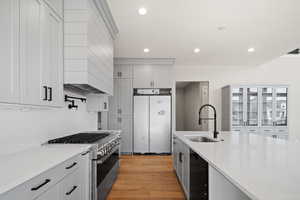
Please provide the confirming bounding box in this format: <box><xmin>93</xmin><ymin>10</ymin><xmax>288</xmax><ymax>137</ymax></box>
<box><xmin>93</xmin><ymin>148</ymin><xmax>119</xmax><ymax>200</ymax></box>
<box><xmin>97</xmin><ymin>148</ymin><xmax>119</xmax><ymax>186</ymax></box>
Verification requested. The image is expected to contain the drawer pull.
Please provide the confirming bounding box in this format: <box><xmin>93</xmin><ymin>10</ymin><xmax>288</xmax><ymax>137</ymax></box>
<box><xmin>31</xmin><ymin>179</ymin><xmax>51</xmax><ymax>191</ymax></box>
<box><xmin>81</xmin><ymin>151</ymin><xmax>90</xmax><ymax>156</ymax></box>
<box><xmin>65</xmin><ymin>162</ymin><xmax>77</xmax><ymax>170</ymax></box>
<box><xmin>66</xmin><ymin>186</ymin><xmax>78</xmax><ymax>196</ymax></box>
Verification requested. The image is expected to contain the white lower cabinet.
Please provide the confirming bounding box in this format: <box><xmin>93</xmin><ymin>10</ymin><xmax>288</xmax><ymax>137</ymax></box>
<box><xmin>2</xmin><ymin>151</ymin><xmax>90</xmax><ymax>200</ymax></box>
<box><xmin>60</xmin><ymin>170</ymin><xmax>82</xmax><ymax>200</ymax></box>
<box><xmin>35</xmin><ymin>184</ymin><xmax>60</xmax><ymax>200</ymax></box>
<box><xmin>173</xmin><ymin>137</ymin><xmax>189</xmax><ymax>199</ymax></box>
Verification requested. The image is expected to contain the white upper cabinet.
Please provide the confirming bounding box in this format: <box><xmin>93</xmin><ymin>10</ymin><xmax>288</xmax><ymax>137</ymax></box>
<box><xmin>133</xmin><ymin>65</ymin><xmax>173</xmax><ymax>88</ymax></box>
<box><xmin>20</xmin><ymin>0</ymin><xmax>63</xmax><ymax>107</ymax></box>
<box><xmin>152</xmin><ymin>65</ymin><xmax>172</xmax><ymax>88</ymax></box>
<box><xmin>64</xmin><ymin>0</ymin><xmax>118</xmax><ymax>95</ymax></box>
<box><xmin>20</xmin><ymin>0</ymin><xmax>46</xmax><ymax>106</ymax></box>
<box><xmin>0</xmin><ymin>0</ymin><xmax>63</xmax><ymax>107</ymax></box>
<box><xmin>44</xmin><ymin>5</ymin><xmax>64</xmax><ymax>106</ymax></box>
<box><xmin>114</xmin><ymin>65</ymin><xmax>133</xmax><ymax>79</ymax></box>
<box><xmin>133</xmin><ymin>65</ymin><xmax>154</xmax><ymax>88</ymax></box>
<box><xmin>0</xmin><ymin>0</ymin><xmax>20</xmax><ymax>103</ymax></box>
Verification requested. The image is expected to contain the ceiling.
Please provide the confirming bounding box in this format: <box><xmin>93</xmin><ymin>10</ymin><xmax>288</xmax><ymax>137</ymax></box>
<box><xmin>108</xmin><ymin>0</ymin><xmax>300</xmax><ymax>66</ymax></box>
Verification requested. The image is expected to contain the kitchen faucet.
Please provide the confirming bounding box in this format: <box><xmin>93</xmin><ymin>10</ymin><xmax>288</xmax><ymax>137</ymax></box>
<box><xmin>198</xmin><ymin>104</ymin><xmax>219</xmax><ymax>139</ymax></box>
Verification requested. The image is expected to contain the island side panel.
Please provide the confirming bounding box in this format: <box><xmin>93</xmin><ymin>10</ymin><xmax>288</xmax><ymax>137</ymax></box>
<box><xmin>209</xmin><ymin>166</ymin><xmax>251</xmax><ymax>200</ymax></box>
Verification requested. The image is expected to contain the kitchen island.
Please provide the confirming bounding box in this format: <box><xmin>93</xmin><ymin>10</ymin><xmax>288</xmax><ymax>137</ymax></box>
<box><xmin>174</xmin><ymin>131</ymin><xmax>300</xmax><ymax>200</ymax></box>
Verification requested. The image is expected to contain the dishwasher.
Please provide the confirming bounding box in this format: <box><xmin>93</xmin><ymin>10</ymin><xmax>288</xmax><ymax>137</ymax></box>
<box><xmin>190</xmin><ymin>149</ymin><xmax>209</xmax><ymax>200</ymax></box>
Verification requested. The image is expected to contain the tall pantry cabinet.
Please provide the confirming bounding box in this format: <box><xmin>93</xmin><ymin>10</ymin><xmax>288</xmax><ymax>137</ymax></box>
<box><xmin>109</xmin><ymin>65</ymin><xmax>133</xmax><ymax>154</ymax></box>
<box><xmin>0</xmin><ymin>0</ymin><xmax>63</xmax><ymax>107</ymax></box>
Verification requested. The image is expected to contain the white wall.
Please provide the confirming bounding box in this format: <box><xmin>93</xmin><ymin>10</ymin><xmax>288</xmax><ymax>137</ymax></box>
<box><xmin>173</xmin><ymin>55</ymin><xmax>300</xmax><ymax>139</ymax></box>
<box><xmin>0</xmin><ymin>90</ymin><xmax>97</xmax><ymax>154</ymax></box>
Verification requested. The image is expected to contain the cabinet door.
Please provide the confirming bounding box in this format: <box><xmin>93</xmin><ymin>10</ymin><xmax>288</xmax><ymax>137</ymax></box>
<box><xmin>246</xmin><ymin>88</ymin><xmax>259</xmax><ymax>127</ymax></box>
<box><xmin>0</xmin><ymin>0</ymin><xmax>20</xmax><ymax>103</ymax></box>
<box><xmin>182</xmin><ymin>144</ymin><xmax>190</xmax><ymax>197</ymax></box>
<box><xmin>120</xmin><ymin>116</ymin><xmax>133</xmax><ymax>153</ymax></box>
<box><xmin>177</xmin><ymin>142</ymin><xmax>183</xmax><ymax>183</ymax></box>
<box><xmin>133</xmin><ymin>65</ymin><xmax>153</xmax><ymax>88</ymax></box>
<box><xmin>108</xmin><ymin>114</ymin><xmax>120</xmax><ymax>130</ymax></box>
<box><xmin>152</xmin><ymin>65</ymin><xmax>172</xmax><ymax>88</ymax></box>
<box><xmin>119</xmin><ymin>79</ymin><xmax>133</xmax><ymax>115</ymax></box>
<box><xmin>172</xmin><ymin>138</ymin><xmax>178</xmax><ymax>171</ymax></box>
<box><xmin>78</xmin><ymin>151</ymin><xmax>91</xmax><ymax>200</ymax></box>
<box><xmin>274</xmin><ymin>87</ymin><xmax>288</xmax><ymax>127</ymax></box>
<box><xmin>60</xmin><ymin>172</ymin><xmax>82</xmax><ymax>200</ymax></box>
<box><xmin>109</xmin><ymin>79</ymin><xmax>120</xmax><ymax>116</ymax></box>
<box><xmin>231</xmin><ymin>88</ymin><xmax>245</xmax><ymax>127</ymax></box>
<box><xmin>114</xmin><ymin>65</ymin><xmax>133</xmax><ymax>79</ymax></box>
<box><xmin>261</xmin><ymin>87</ymin><xmax>274</xmax><ymax>127</ymax></box>
<box><xmin>20</xmin><ymin>0</ymin><xmax>47</xmax><ymax>105</ymax></box>
<box><xmin>35</xmin><ymin>184</ymin><xmax>60</xmax><ymax>200</ymax></box>
<box><xmin>45</xmin><ymin>6</ymin><xmax>63</xmax><ymax>107</ymax></box>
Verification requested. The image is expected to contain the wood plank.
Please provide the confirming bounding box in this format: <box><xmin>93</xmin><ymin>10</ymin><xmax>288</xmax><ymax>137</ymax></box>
<box><xmin>107</xmin><ymin>155</ymin><xmax>185</xmax><ymax>200</ymax></box>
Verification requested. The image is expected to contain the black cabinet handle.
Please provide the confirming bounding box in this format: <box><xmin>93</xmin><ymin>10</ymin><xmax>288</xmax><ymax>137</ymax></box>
<box><xmin>43</xmin><ymin>86</ymin><xmax>48</xmax><ymax>101</ymax></box>
<box><xmin>48</xmin><ymin>87</ymin><xmax>52</xmax><ymax>101</ymax></box>
<box><xmin>179</xmin><ymin>152</ymin><xmax>182</xmax><ymax>163</ymax></box>
<box><xmin>66</xmin><ymin>186</ymin><xmax>77</xmax><ymax>195</ymax></box>
<box><xmin>65</xmin><ymin>162</ymin><xmax>77</xmax><ymax>170</ymax></box>
<box><xmin>31</xmin><ymin>179</ymin><xmax>51</xmax><ymax>191</ymax></box>
<box><xmin>81</xmin><ymin>151</ymin><xmax>90</xmax><ymax>156</ymax></box>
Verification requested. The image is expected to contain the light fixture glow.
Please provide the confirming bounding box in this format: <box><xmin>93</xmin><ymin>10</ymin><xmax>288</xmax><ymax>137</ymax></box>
<box><xmin>194</xmin><ymin>48</ymin><xmax>200</xmax><ymax>53</ymax></box>
<box><xmin>248</xmin><ymin>47</ymin><xmax>255</xmax><ymax>52</ymax></box>
<box><xmin>144</xmin><ymin>48</ymin><xmax>150</xmax><ymax>53</ymax></box>
<box><xmin>138</xmin><ymin>7</ymin><xmax>147</xmax><ymax>15</ymax></box>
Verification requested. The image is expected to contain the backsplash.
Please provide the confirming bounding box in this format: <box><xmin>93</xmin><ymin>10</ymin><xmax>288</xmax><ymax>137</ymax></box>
<box><xmin>0</xmin><ymin>90</ymin><xmax>97</xmax><ymax>154</ymax></box>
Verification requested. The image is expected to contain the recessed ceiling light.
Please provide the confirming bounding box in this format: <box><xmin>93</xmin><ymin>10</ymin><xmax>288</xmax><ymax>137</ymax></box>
<box><xmin>248</xmin><ymin>47</ymin><xmax>255</xmax><ymax>53</ymax></box>
<box><xmin>138</xmin><ymin>7</ymin><xmax>147</xmax><ymax>15</ymax></box>
<box><xmin>194</xmin><ymin>48</ymin><xmax>200</xmax><ymax>53</ymax></box>
<box><xmin>217</xmin><ymin>26</ymin><xmax>226</xmax><ymax>31</ymax></box>
<box><xmin>144</xmin><ymin>48</ymin><xmax>150</xmax><ymax>53</ymax></box>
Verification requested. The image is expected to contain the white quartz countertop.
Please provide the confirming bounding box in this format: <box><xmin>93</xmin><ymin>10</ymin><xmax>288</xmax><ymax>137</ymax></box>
<box><xmin>0</xmin><ymin>144</ymin><xmax>92</xmax><ymax>195</ymax></box>
<box><xmin>174</xmin><ymin>131</ymin><xmax>300</xmax><ymax>200</ymax></box>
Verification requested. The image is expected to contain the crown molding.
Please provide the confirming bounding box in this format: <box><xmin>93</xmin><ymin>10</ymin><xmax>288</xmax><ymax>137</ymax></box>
<box><xmin>93</xmin><ymin>0</ymin><xmax>119</xmax><ymax>40</ymax></box>
<box><xmin>114</xmin><ymin>58</ymin><xmax>176</xmax><ymax>65</ymax></box>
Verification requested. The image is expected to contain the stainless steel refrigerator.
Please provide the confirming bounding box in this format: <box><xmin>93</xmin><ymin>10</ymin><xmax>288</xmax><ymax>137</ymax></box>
<box><xmin>133</xmin><ymin>89</ymin><xmax>171</xmax><ymax>154</ymax></box>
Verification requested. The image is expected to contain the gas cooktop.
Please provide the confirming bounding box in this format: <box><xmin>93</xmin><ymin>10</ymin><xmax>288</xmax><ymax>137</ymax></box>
<box><xmin>48</xmin><ymin>132</ymin><xmax>110</xmax><ymax>144</ymax></box>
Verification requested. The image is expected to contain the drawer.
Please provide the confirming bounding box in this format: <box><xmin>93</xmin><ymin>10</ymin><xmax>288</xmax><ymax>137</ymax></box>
<box><xmin>2</xmin><ymin>154</ymin><xmax>82</xmax><ymax>200</ymax></box>
<box><xmin>60</xmin><ymin>155</ymin><xmax>80</xmax><ymax>176</ymax></box>
<box><xmin>44</xmin><ymin>0</ymin><xmax>63</xmax><ymax>17</ymax></box>
<box><xmin>2</xmin><ymin>161</ymin><xmax>65</xmax><ymax>200</ymax></box>
<box><xmin>60</xmin><ymin>170</ymin><xmax>82</xmax><ymax>200</ymax></box>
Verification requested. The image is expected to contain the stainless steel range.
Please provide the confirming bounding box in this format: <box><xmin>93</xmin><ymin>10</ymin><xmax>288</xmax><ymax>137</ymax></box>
<box><xmin>48</xmin><ymin>131</ymin><xmax>121</xmax><ymax>200</ymax></box>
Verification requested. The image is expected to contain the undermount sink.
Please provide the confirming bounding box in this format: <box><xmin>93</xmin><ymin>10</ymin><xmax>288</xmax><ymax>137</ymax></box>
<box><xmin>186</xmin><ymin>136</ymin><xmax>220</xmax><ymax>143</ymax></box>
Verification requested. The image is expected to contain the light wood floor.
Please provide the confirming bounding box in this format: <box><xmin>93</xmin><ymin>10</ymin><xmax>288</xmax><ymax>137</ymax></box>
<box><xmin>107</xmin><ymin>155</ymin><xmax>185</xmax><ymax>200</ymax></box>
